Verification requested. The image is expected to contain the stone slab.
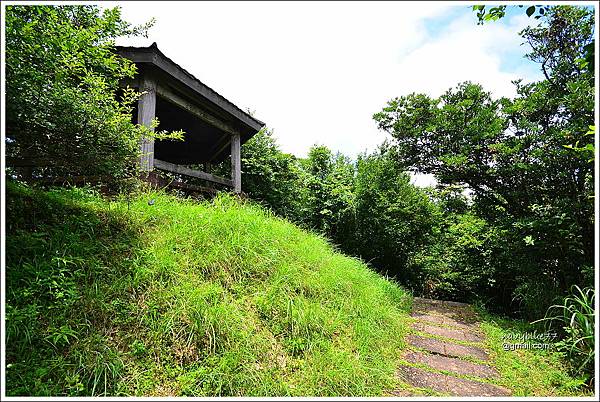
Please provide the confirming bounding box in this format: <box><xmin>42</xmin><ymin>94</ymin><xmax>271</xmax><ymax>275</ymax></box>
<box><xmin>397</xmin><ymin>366</ymin><xmax>510</xmax><ymax>397</ymax></box>
<box><xmin>412</xmin><ymin>322</ymin><xmax>484</xmax><ymax>343</ymax></box>
<box><xmin>384</xmin><ymin>388</ymin><xmax>415</xmax><ymax>397</ymax></box>
<box><xmin>402</xmin><ymin>350</ymin><xmax>499</xmax><ymax>379</ymax></box>
<box><xmin>414</xmin><ymin>297</ymin><xmax>470</xmax><ymax>307</ymax></box>
<box><xmin>413</xmin><ymin>306</ymin><xmax>479</xmax><ymax>323</ymax></box>
<box><xmin>412</xmin><ymin>297</ymin><xmax>480</xmax><ymax>323</ymax></box>
<box><xmin>408</xmin><ymin>335</ymin><xmax>490</xmax><ymax>361</ymax></box>
<box><xmin>411</xmin><ymin>311</ymin><xmax>479</xmax><ymax>331</ymax></box>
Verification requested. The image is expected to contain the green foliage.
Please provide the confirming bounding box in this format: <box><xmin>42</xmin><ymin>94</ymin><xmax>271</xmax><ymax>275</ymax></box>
<box><xmin>239</xmin><ymin>128</ymin><xmax>307</xmax><ymax>219</ymax></box>
<box><xmin>563</xmin><ymin>125</ymin><xmax>595</xmax><ymax>164</ymax></box>
<box><xmin>534</xmin><ymin>286</ymin><xmax>595</xmax><ymax>384</ymax></box>
<box><xmin>4</xmin><ymin>5</ymin><xmax>181</xmax><ymax>182</ymax></box>
<box><xmin>373</xmin><ymin>82</ymin><xmax>506</xmax><ymax>193</ymax></box>
<box><xmin>45</xmin><ymin>325</ymin><xmax>79</xmax><ymax>348</ymax></box>
<box><xmin>473</xmin><ymin>4</ymin><xmax>594</xmax><ymax>76</ymax></box>
<box><xmin>476</xmin><ymin>308</ymin><xmax>591</xmax><ymax>396</ymax></box>
<box><xmin>373</xmin><ymin>6</ymin><xmax>595</xmax><ymax>319</ymax></box>
<box><xmin>301</xmin><ymin>146</ymin><xmax>355</xmax><ymax>238</ymax></box>
<box><xmin>238</xmin><ymin>139</ymin><xmax>439</xmax><ymax>292</ymax></box>
<box><xmin>412</xmin><ymin>189</ymin><xmax>496</xmax><ymax>301</ymax></box>
<box><xmin>473</xmin><ymin>5</ymin><xmax>549</xmax><ymax>25</ymax></box>
<box><xmin>350</xmin><ymin>149</ymin><xmax>438</xmax><ymax>288</ymax></box>
<box><xmin>5</xmin><ymin>181</ymin><xmax>413</xmax><ymax>396</ymax></box>
<box><xmin>238</xmin><ymin>133</ymin><xmax>356</xmax><ymax>242</ymax></box>
<box><xmin>4</xmin><ymin>3</ymin><xmax>593</xmax><ymax>396</ymax></box>
<box><xmin>5</xmin><ymin>182</ymin><xmax>143</xmax><ymax>395</ymax></box>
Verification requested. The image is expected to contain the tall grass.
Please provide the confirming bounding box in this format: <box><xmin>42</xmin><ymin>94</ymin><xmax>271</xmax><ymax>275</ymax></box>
<box><xmin>5</xmin><ymin>182</ymin><xmax>412</xmax><ymax>396</ymax></box>
<box><xmin>534</xmin><ymin>286</ymin><xmax>595</xmax><ymax>385</ymax></box>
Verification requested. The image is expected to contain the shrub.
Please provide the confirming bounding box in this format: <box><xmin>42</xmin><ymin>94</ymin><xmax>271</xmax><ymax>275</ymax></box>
<box><xmin>535</xmin><ymin>286</ymin><xmax>595</xmax><ymax>385</ymax></box>
<box><xmin>5</xmin><ymin>5</ymin><xmax>181</xmax><ymax>182</ymax></box>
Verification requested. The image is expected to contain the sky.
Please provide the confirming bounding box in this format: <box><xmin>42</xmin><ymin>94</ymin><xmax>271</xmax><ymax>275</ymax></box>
<box><xmin>102</xmin><ymin>1</ymin><xmax>545</xmax><ymax>186</ymax></box>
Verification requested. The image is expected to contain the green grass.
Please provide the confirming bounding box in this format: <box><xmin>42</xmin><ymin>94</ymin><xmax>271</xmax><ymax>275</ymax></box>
<box><xmin>475</xmin><ymin>306</ymin><xmax>593</xmax><ymax>396</ymax></box>
<box><xmin>5</xmin><ymin>182</ymin><xmax>413</xmax><ymax>396</ymax></box>
<box><xmin>5</xmin><ymin>182</ymin><xmax>591</xmax><ymax>396</ymax></box>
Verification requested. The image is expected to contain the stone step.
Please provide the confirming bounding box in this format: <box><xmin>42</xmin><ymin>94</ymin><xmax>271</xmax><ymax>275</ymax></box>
<box><xmin>413</xmin><ymin>305</ymin><xmax>479</xmax><ymax>322</ymax></box>
<box><xmin>402</xmin><ymin>350</ymin><xmax>499</xmax><ymax>379</ymax></box>
<box><xmin>384</xmin><ymin>388</ymin><xmax>416</xmax><ymax>397</ymax></box>
<box><xmin>412</xmin><ymin>298</ymin><xmax>480</xmax><ymax>322</ymax></box>
<box><xmin>414</xmin><ymin>297</ymin><xmax>470</xmax><ymax>307</ymax></box>
<box><xmin>407</xmin><ymin>334</ymin><xmax>490</xmax><ymax>361</ymax></box>
<box><xmin>411</xmin><ymin>311</ymin><xmax>479</xmax><ymax>331</ymax></box>
<box><xmin>397</xmin><ymin>366</ymin><xmax>511</xmax><ymax>397</ymax></box>
<box><xmin>412</xmin><ymin>322</ymin><xmax>484</xmax><ymax>343</ymax></box>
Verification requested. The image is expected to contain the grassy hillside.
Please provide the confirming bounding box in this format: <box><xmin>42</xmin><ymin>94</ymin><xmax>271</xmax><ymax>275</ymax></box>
<box><xmin>5</xmin><ymin>182</ymin><xmax>413</xmax><ymax>396</ymax></box>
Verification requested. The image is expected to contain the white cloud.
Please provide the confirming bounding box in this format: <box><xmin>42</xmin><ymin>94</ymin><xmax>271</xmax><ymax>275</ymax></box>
<box><xmin>103</xmin><ymin>1</ymin><xmax>541</xmax><ymax>162</ymax></box>
<box><xmin>389</xmin><ymin>12</ymin><xmax>541</xmax><ymax>99</ymax></box>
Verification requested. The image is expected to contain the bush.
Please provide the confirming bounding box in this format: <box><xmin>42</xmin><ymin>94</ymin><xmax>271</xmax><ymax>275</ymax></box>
<box><xmin>350</xmin><ymin>149</ymin><xmax>438</xmax><ymax>288</ymax></box>
<box><xmin>239</xmin><ymin>128</ymin><xmax>307</xmax><ymax>220</ymax></box>
<box><xmin>5</xmin><ymin>5</ymin><xmax>180</xmax><ymax>182</ymax></box>
<box><xmin>535</xmin><ymin>286</ymin><xmax>595</xmax><ymax>385</ymax></box>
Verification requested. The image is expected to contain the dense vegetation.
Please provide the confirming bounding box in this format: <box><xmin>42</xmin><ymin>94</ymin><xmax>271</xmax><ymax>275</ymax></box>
<box><xmin>375</xmin><ymin>6</ymin><xmax>594</xmax><ymax>315</ymax></box>
<box><xmin>5</xmin><ymin>183</ymin><xmax>414</xmax><ymax>396</ymax></box>
<box><xmin>3</xmin><ymin>3</ymin><xmax>596</xmax><ymax>395</ymax></box>
<box><xmin>5</xmin><ymin>5</ymin><xmax>181</xmax><ymax>181</ymax></box>
<box><xmin>5</xmin><ymin>183</ymin><xmax>589</xmax><ymax>396</ymax></box>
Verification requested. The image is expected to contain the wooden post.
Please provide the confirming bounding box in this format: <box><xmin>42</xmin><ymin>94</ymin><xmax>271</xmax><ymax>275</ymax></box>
<box><xmin>205</xmin><ymin>162</ymin><xmax>213</xmax><ymax>191</ymax></box>
<box><xmin>231</xmin><ymin>133</ymin><xmax>241</xmax><ymax>193</ymax></box>
<box><xmin>138</xmin><ymin>74</ymin><xmax>157</xmax><ymax>171</ymax></box>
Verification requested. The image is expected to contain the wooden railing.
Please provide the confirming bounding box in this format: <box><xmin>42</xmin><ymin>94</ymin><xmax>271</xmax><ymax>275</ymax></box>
<box><xmin>153</xmin><ymin>158</ymin><xmax>233</xmax><ymax>187</ymax></box>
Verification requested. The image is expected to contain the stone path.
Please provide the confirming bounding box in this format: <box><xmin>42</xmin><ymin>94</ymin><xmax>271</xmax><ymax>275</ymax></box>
<box><xmin>393</xmin><ymin>297</ymin><xmax>511</xmax><ymax>397</ymax></box>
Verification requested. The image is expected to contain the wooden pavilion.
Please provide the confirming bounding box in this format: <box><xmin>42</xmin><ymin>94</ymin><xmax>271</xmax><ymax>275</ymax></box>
<box><xmin>116</xmin><ymin>43</ymin><xmax>264</xmax><ymax>193</ymax></box>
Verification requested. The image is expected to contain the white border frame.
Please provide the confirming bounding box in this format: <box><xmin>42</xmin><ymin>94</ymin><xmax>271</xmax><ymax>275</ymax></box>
<box><xmin>1</xmin><ymin>1</ymin><xmax>598</xmax><ymax>401</ymax></box>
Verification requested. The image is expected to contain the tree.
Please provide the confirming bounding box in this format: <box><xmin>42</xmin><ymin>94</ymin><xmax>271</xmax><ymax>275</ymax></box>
<box><xmin>374</xmin><ymin>6</ymin><xmax>595</xmax><ymax>318</ymax></box>
<box><xmin>351</xmin><ymin>148</ymin><xmax>438</xmax><ymax>288</ymax></box>
<box><xmin>239</xmin><ymin>128</ymin><xmax>307</xmax><ymax>220</ymax></box>
<box><xmin>301</xmin><ymin>146</ymin><xmax>355</xmax><ymax>238</ymax></box>
<box><xmin>5</xmin><ymin>5</ymin><xmax>180</xmax><ymax>182</ymax></box>
<box><xmin>413</xmin><ymin>187</ymin><xmax>499</xmax><ymax>302</ymax></box>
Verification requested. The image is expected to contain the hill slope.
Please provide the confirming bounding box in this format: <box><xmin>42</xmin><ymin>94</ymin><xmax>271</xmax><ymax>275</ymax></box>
<box><xmin>5</xmin><ymin>183</ymin><xmax>413</xmax><ymax>396</ymax></box>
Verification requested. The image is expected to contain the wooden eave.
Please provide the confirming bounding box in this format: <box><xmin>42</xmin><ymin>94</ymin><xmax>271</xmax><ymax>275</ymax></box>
<box><xmin>116</xmin><ymin>42</ymin><xmax>264</xmax><ymax>144</ymax></box>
